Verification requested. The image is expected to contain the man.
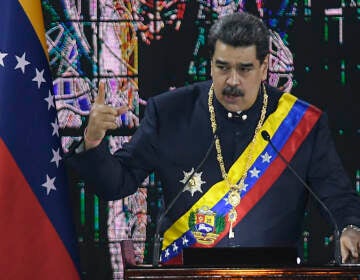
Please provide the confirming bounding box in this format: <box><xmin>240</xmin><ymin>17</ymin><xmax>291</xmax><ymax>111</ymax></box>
<box><xmin>67</xmin><ymin>12</ymin><xmax>360</xmax><ymax>265</ymax></box>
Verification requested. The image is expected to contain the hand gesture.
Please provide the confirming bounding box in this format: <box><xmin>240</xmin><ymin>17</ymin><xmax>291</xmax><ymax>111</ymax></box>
<box><xmin>341</xmin><ymin>227</ymin><xmax>360</xmax><ymax>264</ymax></box>
<box><xmin>85</xmin><ymin>82</ymin><xmax>129</xmax><ymax>149</ymax></box>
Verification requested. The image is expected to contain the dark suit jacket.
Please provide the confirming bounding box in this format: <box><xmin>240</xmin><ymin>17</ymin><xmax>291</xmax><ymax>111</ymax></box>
<box><xmin>67</xmin><ymin>80</ymin><xmax>360</xmax><ymax>249</ymax></box>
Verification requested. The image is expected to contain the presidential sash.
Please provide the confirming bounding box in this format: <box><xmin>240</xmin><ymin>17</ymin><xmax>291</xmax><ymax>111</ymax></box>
<box><xmin>160</xmin><ymin>93</ymin><xmax>321</xmax><ymax>264</ymax></box>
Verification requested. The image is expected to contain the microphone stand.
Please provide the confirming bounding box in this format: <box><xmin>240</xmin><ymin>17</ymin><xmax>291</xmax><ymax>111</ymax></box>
<box><xmin>152</xmin><ymin>134</ymin><xmax>218</xmax><ymax>266</ymax></box>
<box><xmin>261</xmin><ymin>131</ymin><xmax>342</xmax><ymax>265</ymax></box>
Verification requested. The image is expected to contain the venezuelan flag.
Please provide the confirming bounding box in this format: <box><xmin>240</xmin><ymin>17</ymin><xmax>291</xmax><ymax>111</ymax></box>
<box><xmin>0</xmin><ymin>1</ymin><xmax>80</xmax><ymax>279</ymax></box>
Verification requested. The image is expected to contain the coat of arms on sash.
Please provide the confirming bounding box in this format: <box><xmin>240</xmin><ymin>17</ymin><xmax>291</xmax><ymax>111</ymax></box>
<box><xmin>188</xmin><ymin>206</ymin><xmax>225</xmax><ymax>245</ymax></box>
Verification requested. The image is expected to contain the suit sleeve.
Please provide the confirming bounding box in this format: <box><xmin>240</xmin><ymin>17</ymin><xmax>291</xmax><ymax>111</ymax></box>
<box><xmin>65</xmin><ymin>98</ymin><xmax>159</xmax><ymax>201</ymax></box>
<box><xmin>307</xmin><ymin>113</ymin><xmax>360</xmax><ymax>230</ymax></box>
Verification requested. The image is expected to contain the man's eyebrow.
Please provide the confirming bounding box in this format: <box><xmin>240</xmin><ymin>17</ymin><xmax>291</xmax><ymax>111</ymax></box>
<box><xmin>214</xmin><ymin>60</ymin><xmax>254</xmax><ymax>68</ymax></box>
<box><xmin>214</xmin><ymin>59</ymin><xmax>228</xmax><ymax>65</ymax></box>
<box><xmin>238</xmin><ymin>63</ymin><xmax>254</xmax><ymax>68</ymax></box>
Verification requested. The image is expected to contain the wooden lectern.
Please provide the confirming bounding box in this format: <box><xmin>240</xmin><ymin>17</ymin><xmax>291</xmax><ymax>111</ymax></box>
<box><xmin>125</xmin><ymin>265</ymin><xmax>360</xmax><ymax>279</ymax></box>
<box><xmin>121</xmin><ymin>240</ymin><xmax>360</xmax><ymax>279</ymax></box>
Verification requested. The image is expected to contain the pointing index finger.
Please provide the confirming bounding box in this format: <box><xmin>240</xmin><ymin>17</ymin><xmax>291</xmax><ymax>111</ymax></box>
<box><xmin>95</xmin><ymin>82</ymin><xmax>106</xmax><ymax>105</ymax></box>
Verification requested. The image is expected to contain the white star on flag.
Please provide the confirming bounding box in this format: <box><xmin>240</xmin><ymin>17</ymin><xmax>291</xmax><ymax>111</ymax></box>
<box><xmin>41</xmin><ymin>175</ymin><xmax>57</xmax><ymax>195</ymax></box>
<box><xmin>261</xmin><ymin>152</ymin><xmax>272</xmax><ymax>163</ymax></box>
<box><xmin>14</xmin><ymin>52</ymin><xmax>30</xmax><ymax>73</ymax></box>
<box><xmin>44</xmin><ymin>90</ymin><xmax>55</xmax><ymax>110</ymax></box>
<box><xmin>0</xmin><ymin>51</ymin><xmax>8</xmax><ymax>66</ymax></box>
<box><xmin>182</xmin><ymin>236</ymin><xmax>189</xmax><ymax>246</ymax></box>
<box><xmin>165</xmin><ymin>249</ymin><xmax>170</xmax><ymax>258</ymax></box>
<box><xmin>172</xmin><ymin>242</ymin><xmax>178</xmax><ymax>252</ymax></box>
<box><xmin>51</xmin><ymin>119</ymin><xmax>59</xmax><ymax>136</ymax></box>
<box><xmin>32</xmin><ymin>68</ymin><xmax>46</xmax><ymax>88</ymax></box>
<box><xmin>51</xmin><ymin>148</ymin><xmax>62</xmax><ymax>167</ymax></box>
<box><xmin>249</xmin><ymin>167</ymin><xmax>261</xmax><ymax>178</ymax></box>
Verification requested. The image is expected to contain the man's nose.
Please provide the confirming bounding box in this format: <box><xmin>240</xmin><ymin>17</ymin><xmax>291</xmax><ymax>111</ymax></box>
<box><xmin>227</xmin><ymin>69</ymin><xmax>240</xmax><ymax>86</ymax></box>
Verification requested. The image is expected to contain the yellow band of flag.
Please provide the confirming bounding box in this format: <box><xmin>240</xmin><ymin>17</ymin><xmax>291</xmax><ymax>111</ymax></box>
<box><xmin>18</xmin><ymin>0</ymin><xmax>48</xmax><ymax>58</ymax></box>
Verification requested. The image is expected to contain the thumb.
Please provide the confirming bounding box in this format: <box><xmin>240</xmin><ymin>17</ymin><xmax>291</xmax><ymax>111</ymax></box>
<box><xmin>95</xmin><ymin>82</ymin><xmax>106</xmax><ymax>104</ymax></box>
<box><xmin>341</xmin><ymin>244</ymin><xmax>349</xmax><ymax>263</ymax></box>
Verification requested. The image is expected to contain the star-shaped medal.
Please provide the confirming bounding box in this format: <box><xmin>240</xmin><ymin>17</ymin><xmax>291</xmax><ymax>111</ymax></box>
<box><xmin>180</xmin><ymin>168</ymin><xmax>206</xmax><ymax>197</ymax></box>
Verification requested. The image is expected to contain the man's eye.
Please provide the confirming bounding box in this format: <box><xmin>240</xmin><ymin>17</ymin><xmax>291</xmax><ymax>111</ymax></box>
<box><xmin>240</xmin><ymin>67</ymin><xmax>252</xmax><ymax>72</ymax></box>
<box><xmin>217</xmin><ymin>65</ymin><xmax>228</xmax><ymax>71</ymax></box>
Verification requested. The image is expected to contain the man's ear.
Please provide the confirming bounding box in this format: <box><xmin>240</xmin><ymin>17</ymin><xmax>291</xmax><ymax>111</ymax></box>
<box><xmin>210</xmin><ymin>58</ymin><xmax>214</xmax><ymax>78</ymax></box>
<box><xmin>261</xmin><ymin>54</ymin><xmax>270</xmax><ymax>81</ymax></box>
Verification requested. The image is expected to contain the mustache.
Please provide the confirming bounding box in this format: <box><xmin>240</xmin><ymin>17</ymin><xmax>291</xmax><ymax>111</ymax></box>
<box><xmin>222</xmin><ymin>85</ymin><xmax>244</xmax><ymax>97</ymax></box>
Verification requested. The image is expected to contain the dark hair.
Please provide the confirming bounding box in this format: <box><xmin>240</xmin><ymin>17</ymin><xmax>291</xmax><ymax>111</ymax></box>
<box><xmin>208</xmin><ymin>12</ymin><xmax>270</xmax><ymax>63</ymax></box>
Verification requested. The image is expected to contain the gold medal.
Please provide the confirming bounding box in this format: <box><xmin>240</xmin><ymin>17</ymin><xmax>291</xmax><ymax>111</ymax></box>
<box><xmin>228</xmin><ymin>190</ymin><xmax>241</xmax><ymax>207</ymax></box>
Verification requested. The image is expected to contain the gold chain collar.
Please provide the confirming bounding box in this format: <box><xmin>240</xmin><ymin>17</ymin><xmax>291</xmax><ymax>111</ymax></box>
<box><xmin>208</xmin><ymin>83</ymin><xmax>268</xmax><ymax>238</ymax></box>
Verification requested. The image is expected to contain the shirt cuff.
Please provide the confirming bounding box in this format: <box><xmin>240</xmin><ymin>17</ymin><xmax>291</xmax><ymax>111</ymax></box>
<box><xmin>342</xmin><ymin>224</ymin><xmax>360</xmax><ymax>234</ymax></box>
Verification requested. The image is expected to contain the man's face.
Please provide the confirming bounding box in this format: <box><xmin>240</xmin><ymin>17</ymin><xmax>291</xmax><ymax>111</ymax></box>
<box><xmin>210</xmin><ymin>40</ymin><xmax>268</xmax><ymax>112</ymax></box>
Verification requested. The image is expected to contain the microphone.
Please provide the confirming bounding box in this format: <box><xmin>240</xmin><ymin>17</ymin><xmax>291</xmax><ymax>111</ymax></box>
<box><xmin>261</xmin><ymin>130</ymin><xmax>342</xmax><ymax>266</ymax></box>
<box><xmin>152</xmin><ymin>133</ymin><xmax>218</xmax><ymax>266</ymax></box>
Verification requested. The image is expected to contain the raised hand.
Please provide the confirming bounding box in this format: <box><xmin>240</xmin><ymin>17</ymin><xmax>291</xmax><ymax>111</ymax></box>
<box><xmin>85</xmin><ymin>82</ymin><xmax>129</xmax><ymax>150</ymax></box>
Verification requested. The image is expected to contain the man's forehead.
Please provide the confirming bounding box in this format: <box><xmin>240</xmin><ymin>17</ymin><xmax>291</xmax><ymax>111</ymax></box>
<box><xmin>212</xmin><ymin>43</ymin><xmax>259</xmax><ymax>64</ymax></box>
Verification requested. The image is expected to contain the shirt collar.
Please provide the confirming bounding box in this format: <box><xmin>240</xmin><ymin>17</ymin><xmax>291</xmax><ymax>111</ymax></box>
<box><xmin>213</xmin><ymin>88</ymin><xmax>263</xmax><ymax>122</ymax></box>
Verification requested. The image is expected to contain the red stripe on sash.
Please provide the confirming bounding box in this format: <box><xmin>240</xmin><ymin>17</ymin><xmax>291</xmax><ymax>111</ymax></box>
<box><xmin>205</xmin><ymin>107</ymin><xmax>321</xmax><ymax>246</ymax></box>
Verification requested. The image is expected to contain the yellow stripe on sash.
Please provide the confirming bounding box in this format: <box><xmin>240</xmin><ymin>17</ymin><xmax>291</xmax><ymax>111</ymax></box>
<box><xmin>162</xmin><ymin>93</ymin><xmax>297</xmax><ymax>249</ymax></box>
